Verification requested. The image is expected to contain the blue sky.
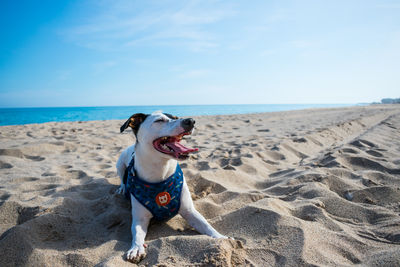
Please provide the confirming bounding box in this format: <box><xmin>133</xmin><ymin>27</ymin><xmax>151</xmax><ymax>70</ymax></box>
<box><xmin>0</xmin><ymin>0</ymin><xmax>399</xmax><ymax>107</ymax></box>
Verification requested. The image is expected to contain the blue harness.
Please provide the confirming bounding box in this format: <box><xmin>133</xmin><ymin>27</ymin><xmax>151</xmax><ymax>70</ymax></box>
<box><xmin>124</xmin><ymin>156</ymin><xmax>184</xmax><ymax>221</ymax></box>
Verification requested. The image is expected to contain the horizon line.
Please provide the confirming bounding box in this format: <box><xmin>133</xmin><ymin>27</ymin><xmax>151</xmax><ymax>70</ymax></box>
<box><xmin>0</xmin><ymin>103</ymin><xmax>361</xmax><ymax>109</ymax></box>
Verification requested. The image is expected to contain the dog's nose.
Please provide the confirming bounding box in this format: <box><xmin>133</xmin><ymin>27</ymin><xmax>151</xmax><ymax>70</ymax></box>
<box><xmin>181</xmin><ymin>118</ymin><xmax>195</xmax><ymax>131</ymax></box>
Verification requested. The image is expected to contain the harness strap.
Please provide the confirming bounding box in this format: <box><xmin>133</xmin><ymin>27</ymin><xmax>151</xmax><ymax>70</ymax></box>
<box><xmin>123</xmin><ymin>168</ymin><xmax>128</xmax><ymax>185</ymax></box>
<box><xmin>123</xmin><ymin>152</ymin><xmax>135</xmax><ymax>185</ymax></box>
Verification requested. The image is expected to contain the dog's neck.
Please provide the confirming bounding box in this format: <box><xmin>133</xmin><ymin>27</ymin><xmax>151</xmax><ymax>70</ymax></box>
<box><xmin>133</xmin><ymin>142</ymin><xmax>178</xmax><ymax>183</ymax></box>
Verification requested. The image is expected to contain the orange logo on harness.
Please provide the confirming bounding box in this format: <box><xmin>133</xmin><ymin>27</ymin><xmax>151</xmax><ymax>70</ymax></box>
<box><xmin>156</xmin><ymin>192</ymin><xmax>171</xmax><ymax>206</ymax></box>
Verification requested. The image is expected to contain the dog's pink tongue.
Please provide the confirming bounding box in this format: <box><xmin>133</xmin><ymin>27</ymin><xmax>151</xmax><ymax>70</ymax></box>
<box><xmin>167</xmin><ymin>141</ymin><xmax>198</xmax><ymax>156</ymax></box>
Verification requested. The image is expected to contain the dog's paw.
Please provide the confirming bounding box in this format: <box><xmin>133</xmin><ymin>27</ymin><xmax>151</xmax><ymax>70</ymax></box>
<box><xmin>116</xmin><ymin>184</ymin><xmax>126</xmax><ymax>195</ymax></box>
<box><xmin>126</xmin><ymin>244</ymin><xmax>147</xmax><ymax>263</ymax></box>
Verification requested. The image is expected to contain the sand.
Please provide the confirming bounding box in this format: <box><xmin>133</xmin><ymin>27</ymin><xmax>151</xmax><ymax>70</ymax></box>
<box><xmin>1</xmin><ymin>105</ymin><xmax>400</xmax><ymax>266</ymax></box>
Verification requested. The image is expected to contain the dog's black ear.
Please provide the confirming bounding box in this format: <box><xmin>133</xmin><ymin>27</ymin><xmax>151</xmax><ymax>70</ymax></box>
<box><xmin>120</xmin><ymin>113</ymin><xmax>148</xmax><ymax>135</ymax></box>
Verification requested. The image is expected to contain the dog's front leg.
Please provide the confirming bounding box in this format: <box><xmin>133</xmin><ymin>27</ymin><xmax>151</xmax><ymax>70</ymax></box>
<box><xmin>179</xmin><ymin>181</ymin><xmax>227</xmax><ymax>239</ymax></box>
<box><xmin>116</xmin><ymin>153</ymin><xmax>127</xmax><ymax>195</ymax></box>
<box><xmin>126</xmin><ymin>196</ymin><xmax>153</xmax><ymax>263</ymax></box>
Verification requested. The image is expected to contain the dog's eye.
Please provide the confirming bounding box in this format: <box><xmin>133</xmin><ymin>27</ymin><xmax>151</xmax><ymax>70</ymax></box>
<box><xmin>154</xmin><ymin>118</ymin><xmax>167</xmax><ymax>123</ymax></box>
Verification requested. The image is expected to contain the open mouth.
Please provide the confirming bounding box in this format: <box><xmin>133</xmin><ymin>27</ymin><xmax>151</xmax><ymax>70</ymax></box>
<box><xmin>153</xmin><ymin>131</ymin><xmax>199</xmax><ymax>159</ymax></box>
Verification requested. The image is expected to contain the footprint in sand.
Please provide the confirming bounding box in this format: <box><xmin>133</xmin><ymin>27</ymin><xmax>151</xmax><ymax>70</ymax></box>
<box><xmin>60</xmin><ymin>165</ymin><xmax>73</xmax><ymax>169</ymax></box>
<box><xmin>26</xmin><ymin>132</ymin><xmax>35</xmax><ymax>138</ymax></box>
<box><xmin>265</xmin><ymin>151</ymin><xmax>286</xmax><ymax>161</ymax></box>
<box><xmin>269</xmin><ymin>168</ymin><xmax>295</xmax><ymax>178</ymax></box>
<box><xmin>223</xmin><ymin>164</ymin><xmax>236</xmax><ymax>170</ymax></box>
<box><xmin>219</xmin><ymin>157</ymin><xmax>242</xmax><ymax>169</ymax></box>
<box><xmin>197</xmin><ymin>161</ymin><xmax>211</xmax><ymax>171</ymax></box>
<box><xmin>219</xmin><ymin>158</ymin><xmax>230</xmax><ymax>167</ymax></box>
<box><xmin>0</xmin><ymin>160</ymin><xmax>13</xmax><ymax>169</ymax></box>
<box><xmin>340</xmin><ymin>148</ymin><xmax>359</xmax><ymax>154</ymax></box>
<box><xmin>0</xmin><ymin>148</ymin><xmax>24</xmax><ymax>158</ymax></box>
<box><xmin>240</xmin><ymin>164</ymin><xmax>258</xmax><ymax>174</ymax></box>
<box><xmin>35</xmin><ymin>184</ymin><xmax>59</xmax><ymax>191</ymax></box>
<box><xmin>19</xmin><ymin>183</ymin><xmax>59</xmax><ymax>198</ymax></box>
<box><xmin>0</xmin><ymin>148</ymin><xmax>45</xmax><ymax>161</ymax></box>
<box><xmin>0</xmin><ymin>201</ymin><xmax>40</xmax><ymax>225</ymax></box>
<box><xmin>98</xmin><ymin>164</ymin><xmax>112</xmax><ymax>170</ymax></box>
<box><xmin>350</xmin><ymin>139</ymin><xmax>376</xmax><ymax>149</ymax></box>
<box><xmin>292</xmin><ymin>137</ymin><xmax>307</xmax><ymax>143</ymax></box>
<box><xmin>41</xmin><ymin>172</ymin><xmax>56</xmax><ymax>176</ymax></box>
<box><xmin>98</xmin><ymin>170</ymin><xmax>115</xmax><ymax>178</ymax></box>
<box><xmin>24</xmin><ymin>155</ymin><xmax>45</xmax><ymax>161</ymax></box>
<box><xmin>50</xmin><ymin>141</ymin><xmax>65</xmax><ymax>146</ymax></box>
<box><xmin>9</xmin><ymin>177</ymin><xmax>40</xmax><ymax>184</ymax></box>
<box><xmin>231</xmin><ymin>157</ymin><xmax>243</xmax><ymax>166</ymax></box>
<box><xmin>0</xmin><ymin>193</ymin><xmax>10</xmax><ymax>201</ymax></box>
<box><xmin>365</xmin><ymin>150</ymin><xmax>384</xmax><ymax>158</ymax></box>
<box><xmin>79</xmin><ymin>182</ymin><xmax>113</xmax><ymax>200</ymax></box>
<box><xmin>188</xmin><ymin>175</ymin><xmax>227</xmax><ymax>199</ymax></box>
<box><xmin>67</xmin><ymin>170</ymin><xmax>91</xmax><ymax>180</ymax></box>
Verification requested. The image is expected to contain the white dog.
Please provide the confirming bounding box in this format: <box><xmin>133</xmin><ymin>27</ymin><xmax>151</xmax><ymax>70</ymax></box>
<box><xmin>116</xmin><ymin>111</ymin><xmax>227</xmax><ymax>263</ymax></box>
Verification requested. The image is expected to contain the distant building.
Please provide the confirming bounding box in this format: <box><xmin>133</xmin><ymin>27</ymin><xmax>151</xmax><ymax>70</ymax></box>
<box><xmin>381</xmin><ymin>98</ymin><xmax>400</xmax><ymax>104</ymax></box>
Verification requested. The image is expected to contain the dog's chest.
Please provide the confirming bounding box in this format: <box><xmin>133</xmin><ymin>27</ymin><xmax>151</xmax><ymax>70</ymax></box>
<box><xmin>125</xmin><ymin>157</ymin><xmax>184</xmax><ymax>221</ymax></box>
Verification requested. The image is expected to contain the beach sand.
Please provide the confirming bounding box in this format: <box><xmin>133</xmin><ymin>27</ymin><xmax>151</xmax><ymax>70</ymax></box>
<box><xmin>1</xmin><ymin>105</ymin><xmax>400</xmax><ymax>266</ymax></box>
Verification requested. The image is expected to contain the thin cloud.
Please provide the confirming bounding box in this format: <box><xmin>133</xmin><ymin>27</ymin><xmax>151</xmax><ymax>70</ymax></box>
<box><xmin>290</xmin><ymin>40</ymin><xmax>320</xmax><ymax>49</ymax></box>
<box><xmin>376</xmin><ymin>3</ymin><xmax>400</xmax><ymax>8</ymax></box>
<box><xmin>92</xmin><ymin>61</ymin><xmax>117</xmax><ymax>74</ymax></box>
<box><xmin>61</xmin><ymin>0</ymin><xmax>236</xmax><ymax>52</ymax></box>
<box><xmin>260</xmin><ymin>49</ymin><xmax>276</xmax><ymax>57</ymax></box>
<box><xmin>267</xmin><ymin>8</ymin><xmax>295</xmax><ymax>23</ymax></box>
<box><xmin>56</xmin><ymin>70</ymin><xmax>72</xmax><ymax>81</ymax></box>
<box><xmin>179</xmin><ymin>69</ymin><xmax>209</xmax><ymax>79</ymax></box>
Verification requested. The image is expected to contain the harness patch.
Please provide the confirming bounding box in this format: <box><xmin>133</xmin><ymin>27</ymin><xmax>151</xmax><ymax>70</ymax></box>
<box><xmin>156</xmin><ymin>192</ymin><xmax>171</xmax><ymax>206</ymax></box>
<box><xmin>125</xmin><ymin>156</ymin><xmax>183</xmax><ymax>221</ymax></box>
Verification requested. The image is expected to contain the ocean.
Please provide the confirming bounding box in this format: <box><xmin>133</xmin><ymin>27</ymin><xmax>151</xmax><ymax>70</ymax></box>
<box><xmin>0</xmin><ymin>104</ymin><xmax>354</xmax><ymax>126</ymax></box>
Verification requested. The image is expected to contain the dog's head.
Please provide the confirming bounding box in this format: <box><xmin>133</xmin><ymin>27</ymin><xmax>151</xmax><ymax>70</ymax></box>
<box><xmin>120</xmin><ymin>111</ymin><xmax>198</xmax><ymax>160</ymax></box>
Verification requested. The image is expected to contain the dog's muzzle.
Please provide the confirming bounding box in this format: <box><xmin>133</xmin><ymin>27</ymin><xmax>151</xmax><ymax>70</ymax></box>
<box><xmin>153</xmin><ymin>118</ymin><xmax>198</xmax><ymax>160</ymax></box>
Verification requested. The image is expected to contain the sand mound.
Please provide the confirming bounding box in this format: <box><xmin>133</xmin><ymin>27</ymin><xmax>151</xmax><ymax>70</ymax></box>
<box><xmin>1</xmin><ymin>105</ymin><xmax>400</xmax><ymax>266</ymax></box>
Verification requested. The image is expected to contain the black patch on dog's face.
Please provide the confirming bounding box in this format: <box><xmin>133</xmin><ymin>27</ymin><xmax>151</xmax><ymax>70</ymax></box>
<box><xmin>120</xmin><ymin>113</ymin><xmax>149</xmax><ymax>136</ymax></box>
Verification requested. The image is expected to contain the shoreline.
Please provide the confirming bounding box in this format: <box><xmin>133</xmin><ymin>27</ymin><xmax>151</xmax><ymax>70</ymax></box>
<box><xmin>1</xmin><ymin>104</ymin><xmax>400</xmax><ymax>266</ymax></box>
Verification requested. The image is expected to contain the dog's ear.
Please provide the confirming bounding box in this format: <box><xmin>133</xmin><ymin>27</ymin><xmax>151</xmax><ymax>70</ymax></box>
<box><xmin>120</xmin><ymin>113</ymin><xmax>148</xmax><ymax>135</ymax></box>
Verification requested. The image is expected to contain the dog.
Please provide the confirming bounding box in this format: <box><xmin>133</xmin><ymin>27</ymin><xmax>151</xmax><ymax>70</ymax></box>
<box><xmin>116</xmin><ymin>111</ymin><xmax>227</xmax><ymax>263</ymax></box>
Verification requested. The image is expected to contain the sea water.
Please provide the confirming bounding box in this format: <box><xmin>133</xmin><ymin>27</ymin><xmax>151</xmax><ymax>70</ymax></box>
<box><xmin>0</xmin><ymin>104</ymin><xmax>354</xmax><ymax>126</ymax></box>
